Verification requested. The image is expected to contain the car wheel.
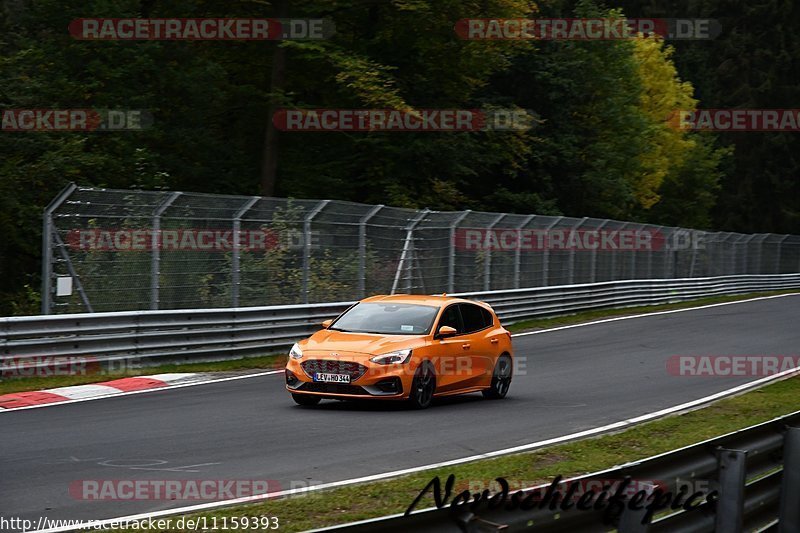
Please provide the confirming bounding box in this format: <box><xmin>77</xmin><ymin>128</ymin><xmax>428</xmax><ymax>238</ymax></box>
<box><xmin>292</xmin><ymin>393</ymin><xmax>321</xmax><ymax>407</ymax></box>
<box><xmin>483</xmin><ymin>354</ymin><xmax>512</xmax><ymax>399</ymax></box>
<box><xmin>408</xmin><ymin>361</ymin><xmax>436</xmax><ymax>409</ymax></box>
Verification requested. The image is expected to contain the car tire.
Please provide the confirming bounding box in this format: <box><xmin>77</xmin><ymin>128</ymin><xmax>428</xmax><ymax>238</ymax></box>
<box><xmin>292</xmin><ymin>393</ymin><xmax>321</xmax><ymax>407</ymax></box>
<box><xmin>483</xmin><ymin>354</ymin><xmax>512</xmax><ymax>400</ymax></box>
<box><xmin>408</xmin><ymin>361</ymin><xmax>436</xmax><ymax>409</ymax></box>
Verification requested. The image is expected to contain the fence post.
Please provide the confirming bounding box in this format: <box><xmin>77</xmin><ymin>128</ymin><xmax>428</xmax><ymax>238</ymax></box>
<box><xmin>231</xmin><ymin>196</ymin><xmax>260</xmax><ymax>307</ymax></box>
<box><xmin>484</xmin><ymin>214</ymin><xmax>506</xmax><ymax>291</ymax></box>
<box><xmin>775</xmin><ymin>235</ymin><xmax>790</xmax><ymax>274</ymax></box>
<box><xmin>778</xmin><ymin>427</ymin><xmax>800</xmax><ymax>533</ymax></box>
<box><xmin>754</xmin><ymin>234</ymin><xmax>770</xmax><ymax>274</ymax></box>
<box><xmin>448</xmin><ymin>210</ymin><xmax>471</xmax><ymax>293</ymax></box>
<box><xmin>611</xmin><ymin>222</ymin><xmax>629</xmax><ymax>280</ymax></box>
<box><xmin>589</xmin><ymin>220</ymin><xmax>609</xmax><ymax>283</ymax></box>
<box><xmin>647</xmin><ymin>225</ymin><xmax>662</xmax><ymax>279</ymax></box>
<box><xmin>629</xmin><ymin>223</ymin><xmax>643</xmax><ymax>279</ymax></box>
<box><xmin>688</xmin><ymin>230</ymin><xmax>704</xmax><ymax>278</ymax></box>
<box><xmin>302</xmin><ymin>200</ymin><xmax>330</xmax><ymax>305</ymax></box>
<box><xmin>41</xmin><ymin>183</ymin><xmax>78</xmax><ymax>315</ymax></box>
<box><xmin>52</xmin><ymin>231</ymin><xmax>93</xmax><ymax>312</ymax></box>
<box><xmin>567</xmin><ymin>218</ymin><xmax>587</xmax><ymax>285</ymax></box>
<box><xmin>542</xmin><ymin>217</ymin><xmax>563</xmax><ymax>287</ymax></box>
<box><xmin>715</xmin><ymin>448</ymin><xmax>747</xmax><ymax>533</ymax></box>
<box><xmin>358</xmin><ymin>204</ymin><xmax>384</xmax><ymax>298</ymax></box>
<box><xmin>514</xmin><ymin>215</ymin><xmax>535</xmax><ymax>289</ymax></box>
<box><xmin>391</xmin><ymin>209</ymin><xmax>429</xmax><ymax>294</ymax></box>
<box><xmin>150</xmin><ymin>192</ymin><xmax>181</xmax><ymax>311</ymax></box>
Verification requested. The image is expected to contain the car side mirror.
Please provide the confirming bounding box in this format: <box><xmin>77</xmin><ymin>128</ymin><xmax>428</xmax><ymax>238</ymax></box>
<box><xmin>437</xmin><ymin>325</ymin><xmax>457</xmax><ymax>338</ymax></box>
<box><xmin>321</xmin><ymin>319</ymin><xmax>333</xmax><ymax>329</ymax></box>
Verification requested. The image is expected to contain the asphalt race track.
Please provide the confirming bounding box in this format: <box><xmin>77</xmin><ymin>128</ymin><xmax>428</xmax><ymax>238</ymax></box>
<box><xmin>2</xmin><ymin>295</ymin><xmax>799</xmax><ymax>528</ymax></box>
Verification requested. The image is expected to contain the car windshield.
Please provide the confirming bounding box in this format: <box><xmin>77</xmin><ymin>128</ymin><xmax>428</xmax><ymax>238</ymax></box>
<box><xmin>330</xmin><ymin>302</ymin><xmax>440</xmax><ymax>335</ymax></box>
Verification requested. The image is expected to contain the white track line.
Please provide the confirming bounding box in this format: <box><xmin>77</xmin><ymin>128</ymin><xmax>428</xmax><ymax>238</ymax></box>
<box><xmin>29</xmin><ymin>292</ymin><xmax>800</xmax><ymax>532</ymax></box>
<box><xmin>2</xmin><ymin>292</ymin><xmax>796</xmax><ymax>414</ymax></box>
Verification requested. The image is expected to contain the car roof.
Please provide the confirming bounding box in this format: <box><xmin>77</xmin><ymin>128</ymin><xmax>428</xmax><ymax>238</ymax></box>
<box><xmin>361</xmin><ymin>294</ymin><xmax>493</xmax><ymax>310</ymax></box>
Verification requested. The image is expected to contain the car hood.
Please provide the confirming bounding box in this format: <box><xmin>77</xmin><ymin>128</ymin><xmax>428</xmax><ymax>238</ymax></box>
<box><xmin>301</xmin><ymin>329</ymin><xmax>426</xmax><ymax>356</ymax></box>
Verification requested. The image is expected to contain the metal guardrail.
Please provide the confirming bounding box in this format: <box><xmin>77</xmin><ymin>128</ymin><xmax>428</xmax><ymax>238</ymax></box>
<box><xmin>312</xmin><ymin>412</ymin><xmax>800</xmax><ymax>533</ymax></box>
<box><xmin>2</xmin><ymin>274</ymin><xmax>800</xmax><ymax>370</ymax></box>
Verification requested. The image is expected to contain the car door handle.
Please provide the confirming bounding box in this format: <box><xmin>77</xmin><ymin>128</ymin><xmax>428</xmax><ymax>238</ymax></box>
<box><xmin>461</xmin><ymin>343</ymin><xmax>471</xmax><ymax>350</ymax></box>
<box><xmin>490</xmin><ymin>338</ymin><xmax>499</xmax><ymax>344</ymax></box>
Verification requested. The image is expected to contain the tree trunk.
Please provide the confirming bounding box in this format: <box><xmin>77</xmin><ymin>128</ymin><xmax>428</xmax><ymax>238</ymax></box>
<box><xmin>260</xmin><ymin>0</ymin><xmax>287</xmax><ymax>197</ymax></box>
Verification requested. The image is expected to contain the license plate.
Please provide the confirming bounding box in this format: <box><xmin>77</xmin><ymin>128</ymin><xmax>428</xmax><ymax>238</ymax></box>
<box><xmin>314</xmin><ymin>372</ymin><xmax>351</xmax><ymax>383</ymax></box>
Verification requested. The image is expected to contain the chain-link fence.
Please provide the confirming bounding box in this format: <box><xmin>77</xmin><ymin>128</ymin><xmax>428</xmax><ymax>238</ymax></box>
<box><xmin>42</xmin><ymin>184</ymin><xmax>800</xmax><ymax>314</ymax></box>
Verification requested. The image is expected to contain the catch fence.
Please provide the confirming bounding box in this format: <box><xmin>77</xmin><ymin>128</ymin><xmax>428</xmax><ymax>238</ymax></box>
<box><xmin>42</xmin><ymin>184</ymin><xmax>800</xmax><ymax>313</ymax></box>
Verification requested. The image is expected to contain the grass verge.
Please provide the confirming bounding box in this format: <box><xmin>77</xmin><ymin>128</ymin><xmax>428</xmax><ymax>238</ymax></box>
<box><xmin>103</xmin><ymin>374</ymin><xmax>800</xmax><ymax>532</ymax></box>
<box><xmin>2</xmin><ymin>289</ymin><xmax>796</xmax><ymax>396</ymax></box>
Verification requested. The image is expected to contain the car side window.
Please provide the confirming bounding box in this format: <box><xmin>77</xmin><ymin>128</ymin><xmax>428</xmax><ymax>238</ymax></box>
<box><xmin>459</xmin><ymin>303</ymin><xmax>490</xmax><ymax>334</ymax></box>
<box><xmin>437</xmin><ymin>305</ymin><xmax>463</xmax><ymax>334</ymax></box>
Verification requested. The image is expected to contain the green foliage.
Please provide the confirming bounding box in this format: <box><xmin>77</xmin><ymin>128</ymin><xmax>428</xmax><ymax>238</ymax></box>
<box><xmin>2</xmin><ymin>0</ymin><xmax>790</xmax><ymax>314</ymax></box>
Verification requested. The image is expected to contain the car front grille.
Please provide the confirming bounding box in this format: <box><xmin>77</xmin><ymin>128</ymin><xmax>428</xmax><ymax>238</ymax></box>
<box><xmin>301</xmin><ymin>359</ymin><xmax>368</xmax><ymax>381</ymax></box>
<box><xmin>299</xmin><ymin>382</ymin><xmax>370</xmax><ymax>395</ymax></box>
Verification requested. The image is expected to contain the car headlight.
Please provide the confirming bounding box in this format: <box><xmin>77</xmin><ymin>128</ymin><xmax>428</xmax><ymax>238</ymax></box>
<box><xmin>370</xmin><ymin>349</ymin><xmax>412</xmax><ymax>365</ymax></box>
<box><xmin>289</xmin><ymin>343</ymin><xmax>303</xmax><ymax>359</ymax></box>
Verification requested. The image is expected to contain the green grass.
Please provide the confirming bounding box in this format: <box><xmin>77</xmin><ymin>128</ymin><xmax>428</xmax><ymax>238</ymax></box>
<box><xmin>2</xmin><ymin>289</ymin><xmax>796</xmax><ymax>396</ymax></box>
<box><xmin>103</xmin><ymin>375</ymin><xmax>800</xmax><ymax>532</ymax></box>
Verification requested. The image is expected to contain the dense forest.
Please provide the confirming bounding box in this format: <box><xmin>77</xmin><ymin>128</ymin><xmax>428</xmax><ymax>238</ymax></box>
<box><xmin>1</xmin><ymin>0</ymin><xmax>798</xmax><ymax>315</ymax></box>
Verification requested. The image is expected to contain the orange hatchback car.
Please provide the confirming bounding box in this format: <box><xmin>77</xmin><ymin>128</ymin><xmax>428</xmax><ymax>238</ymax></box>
<box><xmin>285</xmin><ymin>295</ymin><xmax>514</xmax><ymax>409</ymax></box>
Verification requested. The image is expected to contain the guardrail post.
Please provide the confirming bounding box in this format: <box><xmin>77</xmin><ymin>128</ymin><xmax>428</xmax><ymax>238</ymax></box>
<box><xmin>358</xmin><ymin>205</ymin><xmax>384</xmax><ymax>298</ymax></box>
<box><xmin>484</xmin><ymin>214</ymin><xmax>506</xmax><ymax>291</ymax></box>
<box><xmin>542</xmin><ymin>217</ymin><xmax>563</xmax><ymax>286</ymax></box>
<box><xmin>514</xmin><ymin>215</ymin><xmax>535</xmax><ymax>288</ymax></box>
<box><xmin>448</xmin><ymin>210</ymin><xmax>471</xmax><ymax>293</ymax></box>
<box><xmin>41</xmin><ymin>183</ymin><xmax>78</xmax><ymax>314</ymax></box>
<box><xmin>715</xmin><ymin>448</ymin><xmax>747</xmax><ymax>533</ymax></box>
<box><xmin>778</xmin><ymin>427</ymin><xmax>800</xmax><ymax>533</ymax></box>
<box><xmin>302</xmin><ymin>200</ymin><xmax>330</xmax><ymax>304</ymax></box>
<box><xmin>231</xmin><ymin>196</ymin><xmax>260</xmax><ymax>307</ymax></box>
<box><xmin>150</xmin><ymin>192</ymin><xmax>181</xmax><ymax>310</ymax></box>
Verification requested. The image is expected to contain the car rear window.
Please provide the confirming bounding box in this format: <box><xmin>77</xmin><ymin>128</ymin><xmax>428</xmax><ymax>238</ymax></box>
<box><xmin>330</xmin><ymin>302</ymin><xmax>440</xmax><ymax>335</ymax></box>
